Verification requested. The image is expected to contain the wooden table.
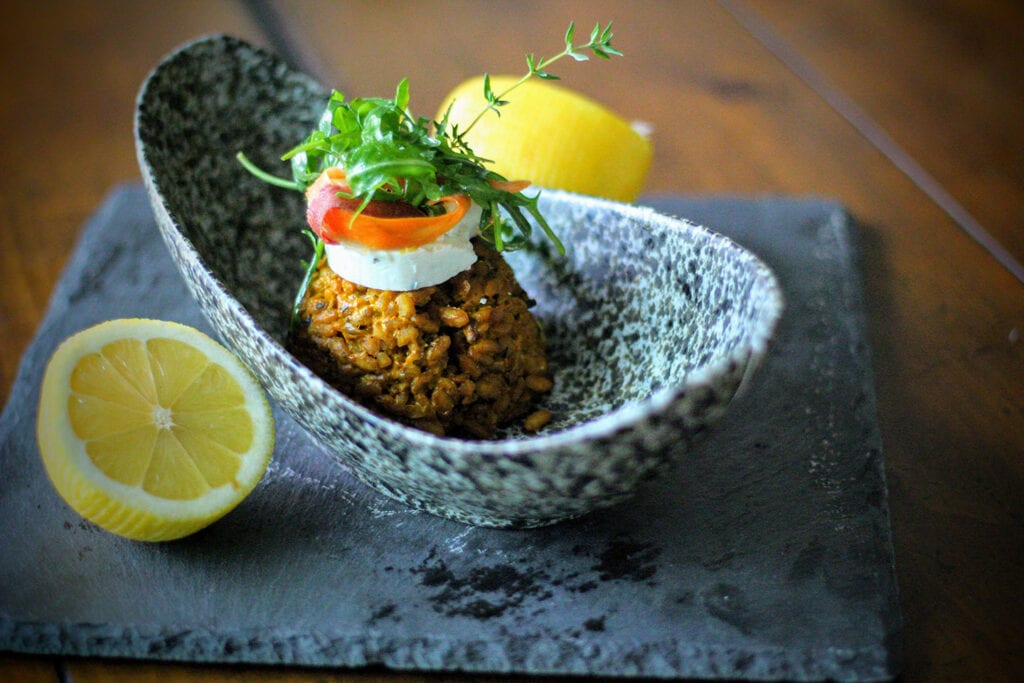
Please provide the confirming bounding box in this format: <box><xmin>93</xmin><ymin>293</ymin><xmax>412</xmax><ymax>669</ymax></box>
<box><xmin>2</xmin><ymin>1</ymin><xmax>1021</xmax><ymax>681</ymax></box>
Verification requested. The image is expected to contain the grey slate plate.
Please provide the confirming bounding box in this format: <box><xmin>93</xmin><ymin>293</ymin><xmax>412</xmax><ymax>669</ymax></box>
<box><xmin>0</xmin><ymin>186</ymin><xmax>902</xmax><ymax>681</ymax></box>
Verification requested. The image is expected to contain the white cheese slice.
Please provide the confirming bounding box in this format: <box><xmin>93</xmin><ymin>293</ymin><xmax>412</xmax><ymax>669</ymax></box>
<box><xmin>323</xmin><ymin>202</ymin><xmax>482</xmax><ymax>291</ymax></box>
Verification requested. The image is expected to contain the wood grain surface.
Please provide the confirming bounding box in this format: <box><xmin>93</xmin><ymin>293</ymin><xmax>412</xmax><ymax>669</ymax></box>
<box><xmin>2</xmin><ymin>1</ymin><xmax>1021</xmax><ymax>681</ymax></box>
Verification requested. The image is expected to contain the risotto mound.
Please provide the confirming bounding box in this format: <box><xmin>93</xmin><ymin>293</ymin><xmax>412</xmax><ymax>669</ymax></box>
<box><xmin>289</xmin><ymin>239</ymin><xmax>553</xmax><ymax>438</ymax></box>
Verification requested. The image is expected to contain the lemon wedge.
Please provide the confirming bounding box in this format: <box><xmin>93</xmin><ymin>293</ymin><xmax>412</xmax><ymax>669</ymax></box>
<box><xmin>37</xmin><ymin>319</ymin><xmax>274</xmax><ymax>541</ymax></box>
<box><xmin>438</xmin><ymin>75</ymin><xmax>652</xmax><ymax>202</ymax></box>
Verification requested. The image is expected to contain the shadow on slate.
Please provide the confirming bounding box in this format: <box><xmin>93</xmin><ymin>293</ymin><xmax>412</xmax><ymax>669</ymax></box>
<box><xmin>0</xmin><ymin>185</ymin><xmax>902</xmax><ymax>681</ymax></box>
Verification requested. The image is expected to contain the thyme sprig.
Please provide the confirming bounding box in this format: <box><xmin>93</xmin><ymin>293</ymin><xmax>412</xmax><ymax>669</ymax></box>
<box><xmin>457</xmin><ymin>22</ymin><xmax>622</xmax><ymax>136</ymax></box>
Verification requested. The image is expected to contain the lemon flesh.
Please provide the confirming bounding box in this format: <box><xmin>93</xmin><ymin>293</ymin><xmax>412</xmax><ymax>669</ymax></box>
<box><xmin>37</xmin><ymin>319</ymin><xmax>274</xmax><ymax>541</ymax></box>
<box><xmin>439</xmin><ymin>76</ymin><xmax>652</xmax><ymax>202</ymax></box>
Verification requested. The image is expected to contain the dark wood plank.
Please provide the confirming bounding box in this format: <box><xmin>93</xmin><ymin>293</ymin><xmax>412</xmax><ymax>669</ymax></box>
<box><xmin>70</xmin><ymin>660</ymin><xmax>514</xmax><ymax>683</ymax></box>
<box><xmin>749</xmin><ymin>0</ymin><xmax>1024</xmax><ymax>277</ymax></box>
<box><xmin>0</xmin><ymin>0</ymin><xmax>267</xmax><ymax>404</ymax></box>
<box><xmin>0</xmin><ymin>655</ymin><xmax>59</xmax><ymax>683</ymax></box>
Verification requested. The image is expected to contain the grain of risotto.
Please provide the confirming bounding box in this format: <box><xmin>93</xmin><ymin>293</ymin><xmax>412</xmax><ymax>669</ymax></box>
<box><xmin>289</xmin><ymin>239</ymin><xmax>553</xmax><ymax>438</ymax></box>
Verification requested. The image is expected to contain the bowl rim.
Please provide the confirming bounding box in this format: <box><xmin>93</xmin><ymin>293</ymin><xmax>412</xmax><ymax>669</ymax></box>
<box><xmin>134</xmin><ymin>34</ymin><xmax>785</xmax><ymax>456</ymax></box>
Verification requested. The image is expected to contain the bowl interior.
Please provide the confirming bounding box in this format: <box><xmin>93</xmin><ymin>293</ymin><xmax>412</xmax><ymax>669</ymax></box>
<box><xmin>137</xmin><ymin>36</ymin><xmax>781</xmax><ymax>439</ymax></box>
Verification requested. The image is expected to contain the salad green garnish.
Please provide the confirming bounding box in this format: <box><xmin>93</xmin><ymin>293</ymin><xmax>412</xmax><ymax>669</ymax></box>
<box><xmin>237</xmin><ymin>21</ymin><xmax>621</xmax><ymax>255</ymax></box>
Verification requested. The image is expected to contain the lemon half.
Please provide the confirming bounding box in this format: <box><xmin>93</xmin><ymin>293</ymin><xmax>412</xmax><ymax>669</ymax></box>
<box><xmin>37</xmin><ymin>319</ymin><xmax>274</xmax><ymax>541</ymax></box>
<box><xmin>439</xmin><ymin>76</ymin><xmax>652</xmax><ymax>202</ymax></box>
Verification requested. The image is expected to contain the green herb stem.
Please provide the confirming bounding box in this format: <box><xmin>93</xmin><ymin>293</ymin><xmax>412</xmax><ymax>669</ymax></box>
<box><xmin>236</xmin><ymin>152</ymin><xmax>303</xmax><ymax>191</ymax></box>
<box><xmin>291</xmin><ymin>230</ymin><xmax>324</xmax><ymax>329</ymax></box>
<box><xmin>461</xmin><ymin>21</ymin><xmax>621</xmax><ymax>136</ymax></box>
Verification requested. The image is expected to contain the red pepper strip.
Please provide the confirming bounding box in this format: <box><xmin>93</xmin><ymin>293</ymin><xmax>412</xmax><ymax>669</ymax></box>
<box><xmin>320</xmin><ymin>193</ymin><xmax>472</xmax><ymax>249</ymax></box>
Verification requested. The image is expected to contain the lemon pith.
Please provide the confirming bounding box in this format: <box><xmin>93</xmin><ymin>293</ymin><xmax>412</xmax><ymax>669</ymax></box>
<box><xmin>37</xmin><ymin>319</ymin><xmax>274</xmax><ymax>541</ymax></box>
<box><xmin>438</xmin><ymin>76</ymin><xmax>652</xmax><ymax>202</ymax></box>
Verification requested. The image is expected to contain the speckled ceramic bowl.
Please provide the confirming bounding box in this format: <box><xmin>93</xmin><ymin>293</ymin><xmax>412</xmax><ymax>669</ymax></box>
<box><xmin>135</xmin><ymin>35</ymin><xmax>784</xmax><ymax>528</ymax></box>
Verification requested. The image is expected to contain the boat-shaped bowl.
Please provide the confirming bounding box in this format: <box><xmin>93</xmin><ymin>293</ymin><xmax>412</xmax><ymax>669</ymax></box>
<box><xmin>135</xmin><ymin>35</ymin><xmax>784</xmax><ymax>528</ymax></box>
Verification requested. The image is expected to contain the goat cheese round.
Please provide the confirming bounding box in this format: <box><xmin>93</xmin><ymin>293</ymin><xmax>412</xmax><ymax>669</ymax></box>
<box><xmin>323</xmin><ymin>202</ymin><xmax>483</xmax><ymax>291</ymax></box>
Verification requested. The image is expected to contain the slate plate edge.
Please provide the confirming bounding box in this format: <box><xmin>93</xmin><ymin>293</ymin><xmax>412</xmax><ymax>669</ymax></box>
<box><xmin>1</xmin><ymin>616</ymin><xmax>898</xmax><ymax>681</ymax></box>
